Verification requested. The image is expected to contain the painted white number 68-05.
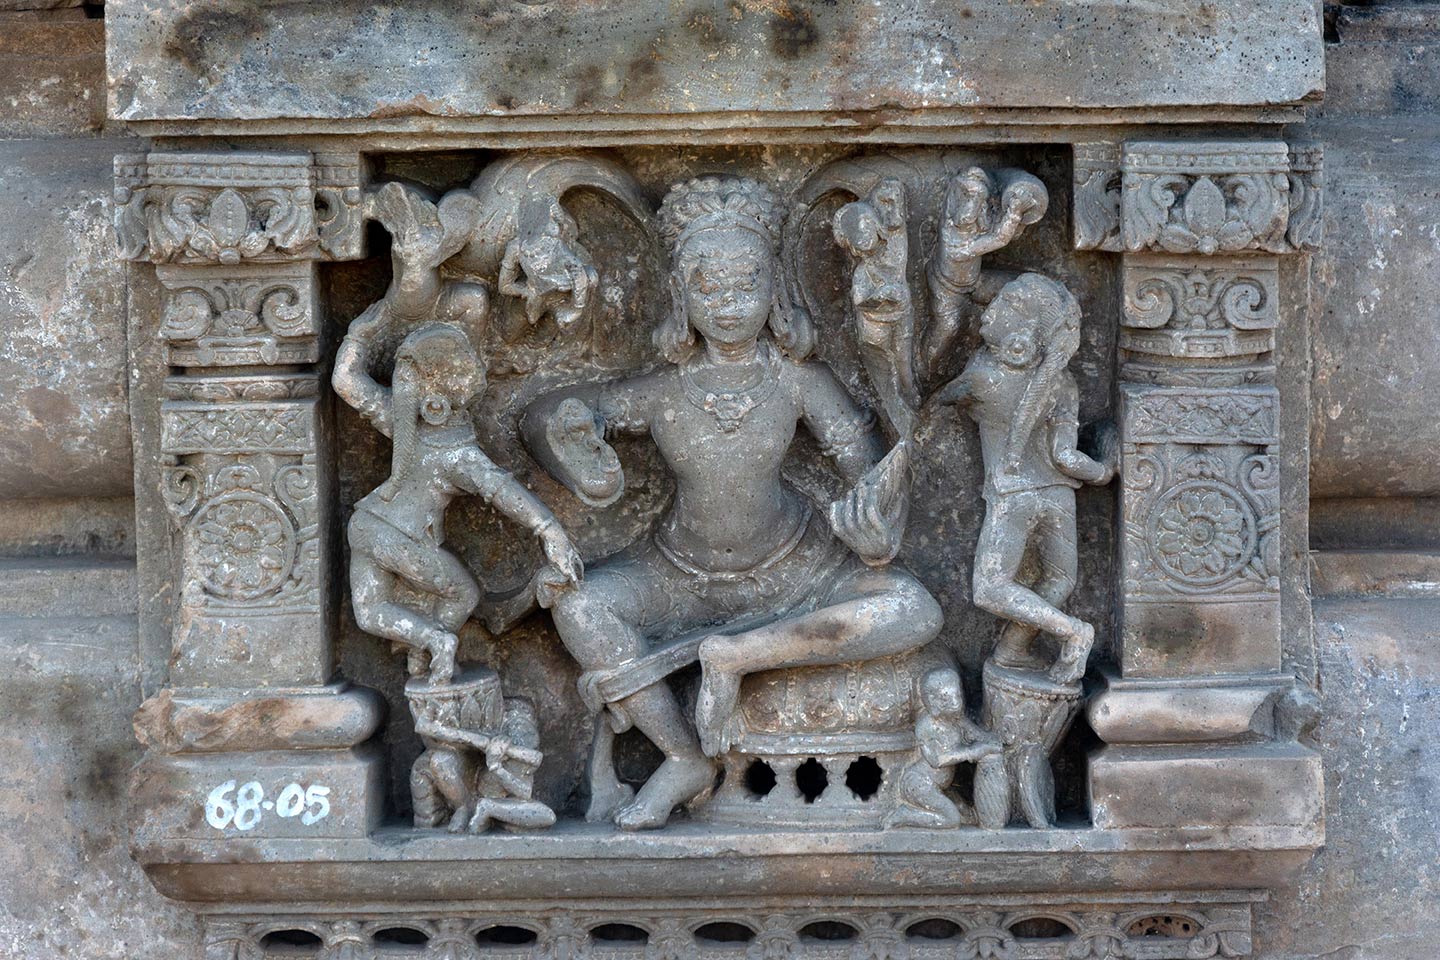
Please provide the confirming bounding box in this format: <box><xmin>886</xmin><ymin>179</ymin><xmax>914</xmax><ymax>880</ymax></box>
<box><xmin>204</xmin><ymin>780</ymin><xmax>331</xmax><ymax>831</ymax></box>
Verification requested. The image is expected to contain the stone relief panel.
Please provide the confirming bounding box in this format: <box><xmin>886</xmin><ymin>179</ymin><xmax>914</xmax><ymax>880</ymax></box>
<box><xmin>114</xmin><ymin>140</ymin><xmax>1322</xmax><ymax>959</ymax></box>
<box><xmin>319</xmin><ymin>146</ymin><xmax>1120</xmax><ymax>834</ymax></box>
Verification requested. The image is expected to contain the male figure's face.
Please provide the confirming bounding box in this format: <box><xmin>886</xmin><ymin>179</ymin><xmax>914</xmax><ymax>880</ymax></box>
<box><xmin>921</xmin><ymin>672</ymin><xmax>964</xmax><ymax>716</ymax></box>
<box><xmin>682</xmin><ymin>229</ymin><xmax>775</xmax><ymax>348</ymax></box>
<box><xmin>979</xmin><ymin>293</ymin><xmax>1039</xmax><ymax>361</ymax></box>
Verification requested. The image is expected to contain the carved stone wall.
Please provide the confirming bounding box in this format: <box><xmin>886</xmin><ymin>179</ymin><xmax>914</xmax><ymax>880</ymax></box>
<box><xmin>1</xmin><ymin>2</ymin><xmax>1439</xmax><ymax>959</ymax></box>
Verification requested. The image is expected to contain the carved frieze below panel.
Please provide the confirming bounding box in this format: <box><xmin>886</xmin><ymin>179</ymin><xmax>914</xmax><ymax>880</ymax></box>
<box><xmin>157</xmin><ymin>262</ymin><xmax>319</xmax><ymax>366</ymax></box>
<box><xmin>1122</xmin><ymin>255</ymin><xmax>1278</xmax><ymax>360</ymax></box>
<box><xmin>202</xmin><ymin>898</ymin><xmax>1256</xmax><ymax>960</ymax></box>
<box><xmin>114</xmin><ymin>152</ymin><xmax>319</xmax><ymax>264</ymax></box>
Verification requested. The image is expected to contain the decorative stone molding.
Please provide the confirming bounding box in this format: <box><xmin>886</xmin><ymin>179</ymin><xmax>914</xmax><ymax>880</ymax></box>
<box><xmin>157</xmin><ymin>262</ymin><xmax>319</xmax><ymax>366</ymax></box>
<box><xmin>200</xmin><ymin>896</ymin><xmax>1257</xmax><ymax>960</ymax></box>
<box><xmin>1120</xmin><ymin>142</ymin><xmax>1291</xmax><ymax>255</ymax></box>
<box><xmin>113</xmin><ymin>152</ymin><xmax>335</xmax><ymax>264</ymax></box>
<box><xmin>158</xmin><ymin>370</ymin><xmax>327</xmax><ymax>684</ymax></box>
<box><xmin>1072</xmin><ymin>142</ymin><xmax>1123</xmax><ymax>253</ymax></box>
<box><xmin>1286</xmin><ymin>144</ymin><xmax>1325</xmax><ymax>252</ymax></box>
<box><xmin>1121</xmin><ymin>255</ymin><xmax>1278</xmax><ymax>359</ymax></box>
<box><xmin>126</xmin><ymin>150</ymin><xmax>383</xmax><ymax>855</ymax></box>
<box><xmin>314</xmin><ymin>151</ymin><xmax>367</xmax><ymax>260</ymax></box>
<box><xmin>1085</xmin><ymin>138</ymin><xmax>1321</xmax><ymax>832</ymax></box>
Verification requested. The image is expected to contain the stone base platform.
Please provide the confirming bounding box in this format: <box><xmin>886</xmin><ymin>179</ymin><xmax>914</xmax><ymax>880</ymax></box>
<box><xmin>137</xmin><ymin>820</ymin><xmax>1321</xmax><ymax>907</ymax></box>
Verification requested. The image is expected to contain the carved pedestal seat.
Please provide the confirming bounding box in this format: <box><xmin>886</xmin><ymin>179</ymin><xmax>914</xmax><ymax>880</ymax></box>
<box><xmin>706</xmin><ymin>645</ymin><xmax>953</xmax><ymax>826</ymax></box>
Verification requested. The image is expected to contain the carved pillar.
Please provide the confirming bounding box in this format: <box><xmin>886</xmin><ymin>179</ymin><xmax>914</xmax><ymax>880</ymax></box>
<box><xmin>1077</xmin><ymin>141</ymin><xmax>1324</xmax><ymax>830</ymax></box>
<box><xmin>116</xmin><ymin>152</ymin><xmax>383</xmax><ymax>848</ymax></box>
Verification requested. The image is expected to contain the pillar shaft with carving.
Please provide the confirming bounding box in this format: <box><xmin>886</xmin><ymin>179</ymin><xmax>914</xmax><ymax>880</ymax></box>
<box><xmin>1075</xmin><ymin>140</ymin><xmax>1324</xmax><ymax>832</ymax></box>
<box><xmin>116</xmin><ymin>151</ymin><xmax>383</xmax><ymax>848</ymax></box>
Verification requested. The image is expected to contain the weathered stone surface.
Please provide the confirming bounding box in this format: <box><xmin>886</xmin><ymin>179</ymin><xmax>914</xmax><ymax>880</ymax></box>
<box><xmin>0</xmin><ymin>495</ymin><xmax>134</xmax><ymax>557</ymax></box>
<box><xmin>106</xmin><ymin>0</ymin><xmax>1324</xmax><ymax>125</ymax></box>
<box><xmin>1090</xmin><ymin>743</ymin><xmax>1323</xmax><ymax>830</ymax></box>
<box><xmin>0</xmin><ymin>559</ymin><xmax>196</xmax><ymax>957</ymax></box>
<box><xmin>1308</xmin><ymin>119</ymin><xmax>1440</xmax><ymax>498</ymax></box>
<box><xmin>1324</xmin><ymin>4</ymin><xmax>1440</xmax><ymax>117</ymax></box>
<box><xmin>1257</xmin><ymin>596</ymin><xmax>1440</xmax><ymax>959</ymax></box>
<box><xmin>0</xmin><ymin>140</ymin><xmax>134</xmax><ymax>499</ymax></box>
<box><xmin>16</xmin><ymin>0</ymin><xmax>1440</xmax><ymax>957</ymax></box>
<box><xmin>0</xmin><ymin>20</ymin><xmax>103</xmax><ymax>137</ymax></box>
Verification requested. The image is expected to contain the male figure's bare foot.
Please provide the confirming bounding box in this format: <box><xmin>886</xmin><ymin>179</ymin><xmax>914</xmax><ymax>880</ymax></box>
<box><xmin>425</xmin><ymin>630</ymin><xmax>459</xmax><ymax>685</ymax></box>
<box><xmin>584</xmin><ymin>717</ymin><xmax>636</xmax><ymax>823</ymax></box>
<box><xmin>1048</xmin><ymin>621</ymin><xmax>1094</xmax><ymax>685</ymax></box>
<box><xmin>445</xmin><ymin>804</ymin><xmax>472</xmax><ymax>834</ymax></box>
<box><xmin>695</xmin><ymin>643</ymin><xmax>742</xmax><ymax>758</ymax></box>
<box><xmin>614</xmin><ymin>756</ymin><xmax>714</xmax><ymax>831</ymax></box>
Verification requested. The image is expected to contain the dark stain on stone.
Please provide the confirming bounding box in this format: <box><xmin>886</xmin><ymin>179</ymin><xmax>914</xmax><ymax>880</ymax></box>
<box><xmin>571</xmin><ymin>63</ymin><xmax>604</xmax><ymax>110</ymax></box>
<box><xmin>622</xmin><ymin>49</ymin><xmax>664</xmax><ymax>101</ymax></box>
<box><xmin>768</xmin><ymin>2</ymin><xmax>820</xmax><ymax>61</ymax></box>
<box><xmin>24</xmin><ymin>386</ymin><xmax>79</xmax><ymax>424</ymax></box>
<box><xmin>80</xmin><ymin>744</ymin><xmax>130</xmax><ymax>806</ymax></box>
<box><xmin>163</xmin><ymin>5</ymin><xmax>267</xmax><ymax>73</ymax></box>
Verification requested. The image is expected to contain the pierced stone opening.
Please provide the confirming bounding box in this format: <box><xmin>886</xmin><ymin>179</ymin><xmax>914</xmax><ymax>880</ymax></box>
<box><xmin>475</xmin><ymin>926</ymin><xmax>539</xmax><ymax>947</ymax></box>
<box><xmin>1127</xmin><ymin>915</ymin><xmax>1200</xmax><ymax>938</ymax></box>
<box><xmin>694</xmin><ymin>922</ymin><xmax>756</xmax><ymax>944</ymax></box>
<box><xmin>798</xmin><ymin>920</ymin><xmax>859</xmax><ymax>942</ymax></box>
<box><xmin>745</xmin><ymin>758</ymin><xmax>777</xmax><ymax>797</ymax></box>
<box><xmin>1009</xmin><ymin>917</ymin><xmax>1075</xmax><ymax>939</ymax></box>
<box><xmin>372</xmin><ymin>927</ymin><xmax>430</xmax><ymax>946</ymax></box>
<box><xmin>845</xmin><ymin>755</ymin><xmax>883</xmax><ymax>800</ymax></box>
<box><xmin>259</xmin><ymin>929</ymin><xmax>323</xmax><ymax>954</ymax></box>
<box><xmin>590</xmin><ymin>923</ymin><xmax>649</xmax><ymax>943</ymax></box>
<box><xmin>906</xmin><ymin>918</ymin><xmax>962</xmax><ymax>940</ymax></box>
<box><xmin>795</xmin><ymin>757</ymin><xmax>828</xmax><ymax>802</ymax></box>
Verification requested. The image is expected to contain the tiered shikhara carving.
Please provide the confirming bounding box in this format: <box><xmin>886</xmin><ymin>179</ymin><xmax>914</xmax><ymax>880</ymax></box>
<box><xmin>118</xmin><ymin>140</ymin><xmax>1323</xmax><ymax>958</ymax></box>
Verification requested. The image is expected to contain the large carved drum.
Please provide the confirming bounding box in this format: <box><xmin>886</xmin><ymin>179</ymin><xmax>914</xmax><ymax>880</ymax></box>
<box><xmin>976</xmin><ymin>661</ymin><xmax>1084</xmax><ymax>829</ymax></box>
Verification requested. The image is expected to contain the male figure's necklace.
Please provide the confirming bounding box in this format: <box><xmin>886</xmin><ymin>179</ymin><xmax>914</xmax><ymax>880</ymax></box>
<box><xmin>680</xmin><ymin>342</ymin><xmax>781</xmax><ymax>433</ymax></box>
